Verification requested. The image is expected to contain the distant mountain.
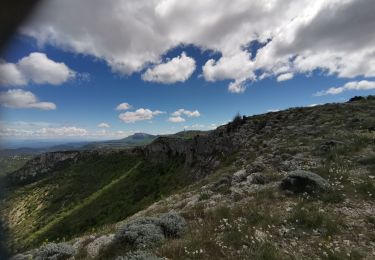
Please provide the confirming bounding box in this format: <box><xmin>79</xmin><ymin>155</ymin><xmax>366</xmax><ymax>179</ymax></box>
<box><xmin>0</xmin><ymin>132</ymin><xmax>211</xmax><ymax>157</ymax></box>
<box><xmin>82</xmin><ymin>133</ymin><xmax>158</xmax><ymax>150</ymax></box>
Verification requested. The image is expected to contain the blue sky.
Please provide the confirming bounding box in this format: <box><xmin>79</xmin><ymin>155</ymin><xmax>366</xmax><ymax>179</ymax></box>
<box><xmin>1</xmin><ymin>0</ymin><xmax>375</xmax><ymax>145</ymax></box>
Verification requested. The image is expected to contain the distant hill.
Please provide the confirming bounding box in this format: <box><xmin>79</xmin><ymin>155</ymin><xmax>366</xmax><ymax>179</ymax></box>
<box><xmin>82</xmin><ymin>133</ymin><xmax>158</xmax><ymax>150</ymax></box>
<box><xmin>0</xmin><ymin>132</ymin><xmax>209</xmax><ymax>157</ymax></box>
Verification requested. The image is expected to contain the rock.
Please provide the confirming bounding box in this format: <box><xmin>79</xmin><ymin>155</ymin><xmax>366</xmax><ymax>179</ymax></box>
<box><xmin>86</xmin><ymin>234</ymin><xmax>115</xmax><ymax>258</ymax></box>
<box><xmin>72</xmin><ymin>235</ymin><xmax>95</xmax><ymax>251</ymax></box>
<box><xmin>320</xmin><ymin>140</ymin><xmax>345</xmax><ymax>152</ymax></box>
<box><xmin>232</xmin><ymin>169</ymin><xmax>248</xmax><ymax>183</ymax></box>
<box><xmin>280</xmin><ymin>170</ymin><xmax>330</xmax><ymax>194</ymax></box>
<box><xmin>10</xmin><ymin>254</ymin><xmax>33</xmax><ymax>260</ymax></box>
<box><xmin>34</xmin><ymin>242</ymin><xmax>77</xmax><ymax>260</ymax></box>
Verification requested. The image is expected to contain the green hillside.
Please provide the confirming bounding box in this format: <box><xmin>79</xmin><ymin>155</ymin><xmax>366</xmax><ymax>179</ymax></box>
<box><xmin>2</xmin><ymin>151</ymin><xmax>189</xmax><ymax>252</ymax></box>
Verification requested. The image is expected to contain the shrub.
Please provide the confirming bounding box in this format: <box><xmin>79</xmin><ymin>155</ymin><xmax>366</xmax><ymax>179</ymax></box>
<box><xmin>348</xmin><ymin>96</ymin><xmax>365</xmax><ymax>102</ymax></box>
<box><xmin>115</xmin><ymin>212</ymin><xmax>187</xmax><ymax>250</ymax></box>
<box><xmin>116</xmin><ymin>250</ymin><xmax>163</xmax><ymax>260</ymax></box>
<box><xmin>159</xmin><ymin>212</ymin><xmax>187</xmax><ymax>238</ymax></box>
<box><xmin>34</xmin><ymin>242</ymin><xmax>76</xmax><ymax>260</ymax></box>
<box><xmin>115</xmin><ymin>218</ymin><xmax>165</xmax><ymax>249</ymax></box>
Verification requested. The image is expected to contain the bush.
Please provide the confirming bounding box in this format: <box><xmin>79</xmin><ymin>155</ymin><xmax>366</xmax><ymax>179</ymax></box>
<box><xmin>159</xmin><ymin>212</ymin><xmax>187</xmax><ymax>238</ymax></box>
<box><xmin>348</xmin><ymin>96</ymin><xmax>365</xmax><ymax>102</ymax></box>
<box><xmin>34</xmin><ymin>242</ymin><xmax>76</xmax><ymax>260</ymax></box>
<box><xmin>115</xmin><ymin>218</ymin><xmax>165</xmax><ymax>249</ymax></box>
<box><xmin>116</xmin><ymin>250</ymin><xmax>163</xmax><ymax>260</ymax></box>
<box><xmin>115</xmin><ymin>212</ymin><xmax>187</xmax><ymax>250</ymax></box>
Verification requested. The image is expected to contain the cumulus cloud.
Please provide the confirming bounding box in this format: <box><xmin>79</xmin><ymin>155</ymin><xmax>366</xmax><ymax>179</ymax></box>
<box><xmin>0</xmin><ymin>52</ymin><xmax>75</xmax><ymax>86</ymax></box>
<box><xmin>276</xmin><ymin>73</ymin><xmax>294</xmax><ymax>82</ymax></box>
<box><xmin>20</xmin><ymin>0</ymin><xmax>375</xmax><ymax>92</ymax></box>
<box><xmin>0</xmin><ymin>120</ymin><xmax>134</xmax><ymax>139</ymax></box>
<box><xmin>203</xmin><ymin>51</ymin><xmax>256</xmax><ymax>93</ymax></box>
<box><xmin>168</xmin><ymin>116</ymin><xmax>185</xmax><ymax>123</ymax></box>
<box><xmin>142</xmin><ymin>52</ymin><xmax>196</xmax><ymax>84</ymax></box>
<box><xmin>98</xmin><ymin>122</ymin><xmax>110</xmax><ymax>128</ymax></box>
<box><xmin>171</xmin><ymin>109</ymin><xmax>200</xmax><ymax>117</ymax></box>
<box><xmin>116</xmin><ymin>102</ymin><xmax>132</xmax><ymax>111</ymax></box>
<box><xmin>119</xmin><ymin>108</ymin><xmax>165</xmax><ymax>123</ymax></box>
<box><xmin>0</xmin><ymin>63</ymin><xmax>27</xmax><ymax>86</ymax></box>
<box><xmin>314</xmin><ymin>80</ymin><xmax>375</xmax><ymax>96</ymax></box>
<box><xmin>0</xmin><ymin>89</ymin><xmax>56</xmax><ymax>110</ymax></box>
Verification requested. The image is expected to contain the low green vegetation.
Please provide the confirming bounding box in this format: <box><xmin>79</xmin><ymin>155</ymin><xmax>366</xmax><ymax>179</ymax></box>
<box><xmin>3</xmin><ymin>152</ymin><xmax>190</xmax><ymax>252</ymax></box>
<box><xmin>0</xmin><ymin>156</ymin><xmax>31</xmax><ymax>177</ymax></box>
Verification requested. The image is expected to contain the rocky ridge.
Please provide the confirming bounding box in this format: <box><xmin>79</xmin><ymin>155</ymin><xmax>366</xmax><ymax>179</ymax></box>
<box><xmin>4</xmin><ymin>96</ymin><xmax>375</xmax><ymax>259</ymax></box>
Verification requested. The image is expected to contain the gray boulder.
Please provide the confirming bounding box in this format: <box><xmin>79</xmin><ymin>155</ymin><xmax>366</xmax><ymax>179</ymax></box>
<box><xmin>280</xmin><ymin>170</ymin><xmax>330</xmax><ymax>194</ymax></box>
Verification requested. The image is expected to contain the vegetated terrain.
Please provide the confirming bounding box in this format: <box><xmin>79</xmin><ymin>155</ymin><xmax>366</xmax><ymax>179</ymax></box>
<box><xmin>2</xmin><ymin>96</ymin><xmax>375</xmax><ymax>259</ymax></box>
<box><xmin>0</xmin><ymin>156</ymin><xmax>31</xmax><ymax>177</ymax></box>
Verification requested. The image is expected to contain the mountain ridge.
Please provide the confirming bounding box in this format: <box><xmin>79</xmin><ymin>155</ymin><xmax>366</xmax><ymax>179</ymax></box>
<box><xmin>2</xmin><ymin>96</ymin><xmax>375</xmax><ymax>259</ymax></box>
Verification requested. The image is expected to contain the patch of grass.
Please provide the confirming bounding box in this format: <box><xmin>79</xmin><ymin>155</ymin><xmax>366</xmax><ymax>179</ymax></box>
<box><xmin>198</xmin><ymin>191</ymin><xmax>210</xmax><ymax>201</ymax></box>
<box><xmin>288</xmin><ymin>200</ymin><xmax>342</xmax><ymax>236</ymax></box>
<box><xmin>250</xmin><ymin>241</ymin><xmax>283</xmax><ymax>260</ymax></box>
<box><xmin>355</xmin><ymin>178</ymin><xmax>375</xmax><ymax>199</ymax></box>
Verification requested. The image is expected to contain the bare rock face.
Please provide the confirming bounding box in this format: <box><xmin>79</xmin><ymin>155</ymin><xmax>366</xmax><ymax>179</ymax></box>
<box><xmin>280</xmin><ymin>170</ymin><xmax>330</xmax><ymax>194</ymax></box>
<box><xmin>7</xmin><ymin>151</ymin><xmax>82</xmax><ymax>185</ymax></box>
<box><xmin>141</xmin><ymin>130</ymin><xmax>240</xmax><ymax>179</ymax></box>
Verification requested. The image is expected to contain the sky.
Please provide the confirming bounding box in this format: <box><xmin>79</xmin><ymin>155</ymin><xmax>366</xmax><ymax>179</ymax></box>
<box><xmin>1</xmin><ymin>0</ymin><xmax>375</xmax><ymax>145</ymax></box>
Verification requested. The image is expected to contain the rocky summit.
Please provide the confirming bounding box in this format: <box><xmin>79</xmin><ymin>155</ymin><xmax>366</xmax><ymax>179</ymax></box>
<box><xmin>1</xmin><ymin>96</ymin><xmax>375</xmax><ymax>259</ymax></box>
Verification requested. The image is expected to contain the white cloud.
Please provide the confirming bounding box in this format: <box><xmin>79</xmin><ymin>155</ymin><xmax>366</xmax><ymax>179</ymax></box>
<box><xmin>171</xmin><ymin>109</ymin><xmax>200</xmax><ymax>117</ymax></box>
<box><xmin>20</xmin><ymin>0</ymin><xmax>375</xmax><ymax>92</ymax></box>
<box><xmin>0</xmin><ymin>63</ymin><xmax>27</xmax><ymax>86</ymax></box>
<box><xmin>267</xmin><ymin>109</ymin><xmax>280</xmax><ymax>112</ymax></box>
<box><xmin>119</xmin><ymin>108</ymin><xmax>164</xmax><ymax>123</ymax></box>
<box><xmin>0</xmin><ymin>52</ymin><xmax>75</xmax><ymax>86</ymax></box>
<box><xmin>0</xmin><ymin>121</ymin><xmax>133</xmax><ymax>140</ymax></box>
<box><xmin>0</xmin><ymin>89</ymin><xmax>56</xmax><ymax>110</ymax></box>
<box><xmin>203</xmin><ymin>51</ymin><xmax>255</xmax><ymax>93</ymax></box>
<box><xmin>315</xmin><ymin>80</ymin><xmax>375</xmax><ymax>96</ymax></box>
<box><xmin>116</xmin><ymin>102</ymin><xmax>132</xmax><ymax>111</ymax></box>
<box><xmin>142</xmin><ymin>52</ymin><xmax>196</xmax><ymax>84</ymax></box>
<box><xmin>276</xmin><ymin>72</ymin><xmax>294</xmax><ymax>82</ymax></box>
<box><xmin>168</xmin><ymin>116</ymin><xmax>185</xmax><ymax>123</ymax></box>
<box><xmin>98</xmin><ymin>122</ymin><xmax>110</xmax><ymax>128</ymax></box>
<box><xmin>228</xmin><ymin>80</ymin><xmax>247</xmax><ymax>94</ymax></box>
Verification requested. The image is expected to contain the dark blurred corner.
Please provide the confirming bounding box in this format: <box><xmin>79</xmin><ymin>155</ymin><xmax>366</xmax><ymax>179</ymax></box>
<box><xmin>0</xmin><ymin>0</ymin><xmax>42</xmax><ymax>54</ymax></box>
<box><xmin>0</xmin><ymin>1</ymin><xmax>42</xmax><ymax>258</ymax></box>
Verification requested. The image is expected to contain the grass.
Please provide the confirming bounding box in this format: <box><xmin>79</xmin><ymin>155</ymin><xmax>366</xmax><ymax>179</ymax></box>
<box><xmin>157</xmin><ymin>190</ymin><xmax>286</xmax><ymax>259</ymax></box>
<box><xmin>24</xmin><ymin>161</ymin><xmax>142</xmax><ymax>247</ymax></box>
<box><xmin>288</xmin><ymin>200</ymin><xmax>342</xmax><ymax>236</ymax></box>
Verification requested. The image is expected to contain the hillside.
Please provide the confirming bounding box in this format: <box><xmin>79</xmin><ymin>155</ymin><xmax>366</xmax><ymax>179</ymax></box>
<box><xmin>2</xmin><ymin>96</ymin><xmax>375</xmax><ymax>259</ymax></box>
